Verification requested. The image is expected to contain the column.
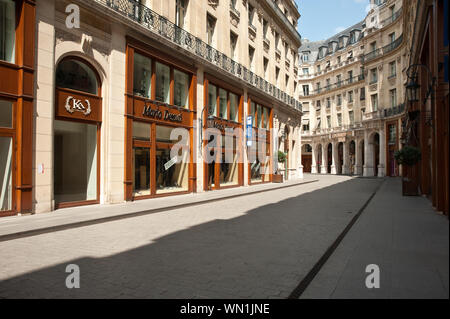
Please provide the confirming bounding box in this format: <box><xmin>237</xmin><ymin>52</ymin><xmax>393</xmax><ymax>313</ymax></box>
<box><xmin>343</xmin><ymin>142</ymin><xmax>350</xmax><ymax>175</ymax></box>
<box><xmin>355</xmin><ymin>140</ymin><xmax>363</xmax><ymax>175</ymax></box>
<box><xmin>34</xmin><ymin>0</ymin><xmax>55</xmax><ymax>213</ymax></box>
<box><xmin>363</xmin><ymin>131</ymin><xmax>374</xmax><ymax>177</ymax></box>
<box><xmin>378</xmin><ymin>129</ymin><xmax>386</xmax><ymax>177</ymax></box>
<box><xmin>311</xmin><ymin>144</ymin><xmax>318</xmax><ymax>174</ymax></box>
<box><xmin>321</xmin><ymin>145</ymin><xmax>327</xmax><ymax>174</ymax></box>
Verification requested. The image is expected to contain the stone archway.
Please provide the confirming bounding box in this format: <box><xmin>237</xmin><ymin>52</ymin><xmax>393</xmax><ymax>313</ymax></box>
<box><xmin>327</xmin><ymin>143</ymin><xmax>333</xmax><ymax>174</ymax></box>
<box><xmin>301</xmin><ymin>144</ymin><xmax>313</xmax><ymax>173</ymax></box>
<box><xmin>373</xmin><ymin>133</ymin><xmax>380</xmax><ymax>177</ymax></box>
<box><xmin>349</xmin><ymin>140</ymin><xmax>356</xmax><ymax>175</ymax></box>
<box><xmin>337</xmin><ymin>142</ymin><xmax>344</xmax><ymax>174</ymax></box>
<box><xmin>316</xmin><ymin>144</ymin><xmax>323</xmax><ymax>174</ymax></box>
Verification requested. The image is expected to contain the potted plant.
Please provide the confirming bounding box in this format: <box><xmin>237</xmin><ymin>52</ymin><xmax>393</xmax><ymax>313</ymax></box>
<box><xmin>273</xmin><ymin>151</ymin><xmax>287</xmax><ymax>183</ymax></box>
<box><xmin>394</xmin><ymin>146</ymin><xmax>421</xmax><ymax>196</ymax></box>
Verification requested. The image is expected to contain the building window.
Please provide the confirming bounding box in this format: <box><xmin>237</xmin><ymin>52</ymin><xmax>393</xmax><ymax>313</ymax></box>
<box><xmin>349</xmin><ymin>111</ymin><xmax>354</xmax><ymax>124</ymax></box>
<box><xmin>327</xmin><ymin>116</ymin><xmax>331</xmax><ymax>128</ymax></box>
<box><xmin>0</xmin><ymin>0</ymin><xmax>15</xmax><ymax>63</ymax></box>
<box><xmin>317</xmin><ymin>65</ymin><xmax>321</xmax><ymax>72</ymax></box>
<box><xmin>360</xmin><ymin>87</ymin><xmax>366</xmax><ymax>100</ymax></box>
<box><xmin>337</xmin><ymin>94</ymin><xmax>342</xmax><ymax>106</ymax></box>
<box><xmin>56</xmin><ymin>58</ymin><xmax>99</xmax><ymax>95</ymax></box>
<box><xmin>370</xmin><ymin>41</ymin><xmax>376</xmax><ymax>52</ymax></box>
<box><xmin>285</xmin><ymin>75</ymin><xmax>289</xmax><ymax>89</ymax></box>
<box><xmin>302</xmin><ymin>68</ymin><xmax>309</xmax><ymax>75</ymax></box>
<box><xmin>248</xmin><ymin>3</ymin><xmax>255</xmax><ymax>26</ymax></box>
<box><xmin>174</xmin><ymin>69</ymin><xmax>190</xmax><ymax>108</ymax></box>
<box><xmin>389</xmin><ymin>61</ymin><xmax>396</xmax><ymax>77</ymax></box>
<box><xmin>208</xmin><ymin>83</ymin><xmax>217</xmax><ymax>116</ymax></box>
<box><xmin>206</xmin><ymin>14</ymin><xmax>216</xmax><ymax>46</ymax></box>
<box><xmin>336</xmin><ymin>74</ymin><xmax>342</xmax><ymax>87</ymax></box>
<box><xmin>327</xmin><ymin>97</ymin><xmax>331</xmax><ymax>108</ymax></box>
<box><xmin>348</xmin><ymin>91</ymin><xmax>354</xmax><ymax>103</ymax></box>
<box><xmin>263</xmin><ymin>57</ymin><xmax>269</xmax><ymax>80</ymax></box>
<box><xmin>0</xmin><ymin>135</ymin><xmax>12</xmax><ymax>212</ymax></box>
<box><xmin>275</xmin><ymin>67</ymin><xmax>280</xmax><ymax>86</ymax></box>
<box><xmin>370</xmin><ymin>68</ymin><xmax>377</xmax><ymax>84</ymax></box>
<box><xmin>348</xmin><ymin>70</ymin><xmax>353</xmax><ymax>83</ymax></box>
<box><xmin>229</xmin><ymin>92</ymin><xmax>239</xmax><ymax>122</ymax></box>
<box><xmin>155</xmin><ymin>62</ymin><xmax>171</xmax><ymax>104</ymax></box>
<box><xmin>249</xmin><ymin>46</ymin><xmax>255</xmax><ymax>71</ymax></box>
<box><xmin>390</xmin><ymin>89</ymin><xmax>397</xmax><ymax>107</ymax></box>
<box><xmin>263</xmin><ymin>19</ymin><xmax>269</xmax><ymax>39</ymax></box>
<box><xmin>302</xmin><ymin>53</ymin><xmax>309</xmax><ymax>62</ymax></box>
<box><xmin>133</xmin><ymin>53</ymin><xmax>152</xmax><ymax>98</ymax></box>
<box><xmin>337</xmin><ymin>113</ymin><xmax>342</xmax><ymax>127</ymax></box>
<box><xmin>389</xmin><ymin>32</ymin><xmax>396</xmax><ymax>43</ymax></box>
<box><xmin>175</xmin><ymin>0</ymin><xmax>188</xmax><ymax>28</ymax></box>
<box><xmin>230</xmin><ymin>32</ymin><xmax>238</xmax><ymax>61</ymax></box>
<box><xmin>303</xmin><ymin>85</ymin><xmax>309</xmax><ymax>97</ymax></box>
<box><xmin>371</xmin><ymin>94</ymin><xmax>378</xmax><ymax>112</ymax></box>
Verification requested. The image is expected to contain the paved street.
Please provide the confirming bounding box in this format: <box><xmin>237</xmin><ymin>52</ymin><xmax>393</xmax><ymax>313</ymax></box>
<box><xmin>0</xmin><ymin>175</ymin><xmax>447</xmax><ymax>299</ymax></box>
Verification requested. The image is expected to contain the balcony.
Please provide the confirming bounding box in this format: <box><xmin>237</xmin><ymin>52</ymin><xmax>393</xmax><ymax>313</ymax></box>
<box><xmin>94</xmin><ymin>0</ymin><xmax>301</xmax><ymax>111</ymax></box>
<box><xmin>384</xmin><ymin>104</ymin><xmax>405</xmax><ymax>118</ymax></box>
<box><xmin>380</xmin><ymin>8</ymin><xmax>403</xmax><ymax>28</ymax></box>
<box><xmin>362</xmin><ymin>35</ymin><xmax>403</xmax><ymax>63</ymax></box>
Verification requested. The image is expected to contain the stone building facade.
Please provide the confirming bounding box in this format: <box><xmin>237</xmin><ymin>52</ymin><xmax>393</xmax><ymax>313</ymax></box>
<box><xmin>0</xmin><ymin>0</ymin><xmax>303</xmax><ymax>216</ymax></box>
<box><xmin>298</xmin><ymin>0</ymin><xmax>406</xmax><ymax>178</ymax></box>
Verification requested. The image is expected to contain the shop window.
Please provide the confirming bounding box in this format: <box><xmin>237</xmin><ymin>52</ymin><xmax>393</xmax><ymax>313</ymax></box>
<box><xmin>220</xmin><ymin>151</ymin><xmax>239</xmax><ymax>187</ymax></box>
<box><xmin>229</xmin><ymin>93</ymin><xmax>239</xmax><ymax>122</ymax></box>
<box><xmin>133</xmin><ymin>53</ymin><xmax>152</xmax><ymax>98</ymax></box>
<box><xmin>256</xmin><ymin>104</ymin><xmax>262</xmax><ymax>128</ymax></box>
<box><xmin>219</xmin><ymin>88</ymin><xmax>228</xmax><ymax>119</ymax></box>
<box><xmin>133</xmin><ymin>147</ymin><xmax>151</xmax><ymax>196</ymax></box>
<box><xmin>156</xmin><ymin>125</ymin><xmax>181</xmax><ymax>143</ymax></box>
<box><xmin>156</xmin><ymin>148</ymin><xmax>189</xmax><ymax>194</ymax></box>
<box><xmin>0</xmin><ymin>0</ymin><xmax>15</xmax><ymax>63</ymax></box>
<box><xmin>208</xmin><ymin>84</ymin><xmax>217</xmax><ymax>116</ymax></box>
<box><xmin>0</xmin><ymin>100</ymin><xmax>12</xmax><ymax>128</ymax></box>
<box><xmin>174</xmin><ymin>69</ymin><xmax>190</xmax><ymax>108</ymax></box>
<box><xmin>54</xmin><ymin>121</ymin><xmax>98</xmax><ymax>205</ymax></box>
<box><xmin>133</xmin><ymin>122</ymin><xmax>151</xmax><ymax>141</ymax></box>
<box><xmin>155</xmin><ymin>62</ymin><xmax>170</xmax><ymax>103</ymax></box>
<box><xmin>0</xmin><ymin>136</ymin><xmax>12</xmax><ymax>211</ymax></box>
<box><xmin>56</xmin><ymin>59</ymin><xmax>98</xmax><ymax>95</ymax></box>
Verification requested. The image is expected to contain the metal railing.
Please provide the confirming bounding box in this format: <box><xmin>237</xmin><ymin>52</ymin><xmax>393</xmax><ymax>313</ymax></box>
<box><xmin>95</xmin><ymin>0</ymin><xmax>301</xmax><ymax>111</ymax></box>
<box><xmin>311</xmin><ymin>75</ymin><xmax>365</xmax><ymax>95</ymax></box>
<box><xmin>362</xmin><ymin>35</ymin><xmax>403</xmax><ymax>63</ymax></box>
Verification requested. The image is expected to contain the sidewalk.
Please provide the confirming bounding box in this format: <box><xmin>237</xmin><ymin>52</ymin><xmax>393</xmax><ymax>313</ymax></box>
<box><xmin>0</xmin><ymin>176</ymin><xmax>318</xmax><ymax>241</ymax></box>
<box><xmin>301</xmin><ymin>178</ymin><xmax>449</xmax><ymax>299</ymax></box>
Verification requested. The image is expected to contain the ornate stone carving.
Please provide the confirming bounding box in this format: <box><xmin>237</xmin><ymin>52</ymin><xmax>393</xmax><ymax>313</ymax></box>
<box><xmin>208</xmin><ymin>0</ymin><xmax>219</xmax><ymax>9</ymax></box>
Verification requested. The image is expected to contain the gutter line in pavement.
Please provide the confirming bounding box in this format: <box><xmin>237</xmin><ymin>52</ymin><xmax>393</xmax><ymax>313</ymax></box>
<box><xmin>288</xmin><ymin>179</ymin><xmax>386</xmax><ymax>299</ymax></box>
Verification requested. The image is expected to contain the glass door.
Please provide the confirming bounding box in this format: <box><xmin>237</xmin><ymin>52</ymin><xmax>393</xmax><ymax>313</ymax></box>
<box><xmin>0</xmin><ymin>99</ymin><xmax>14</xmax><ymax>214</ymax></box>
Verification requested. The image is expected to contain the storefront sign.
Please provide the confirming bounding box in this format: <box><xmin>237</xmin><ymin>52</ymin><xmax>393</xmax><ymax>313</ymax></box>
<box><xmin>246</xmin><ymin>116</ymin><xmax>253</xmax><ymax>147</ymax></box>
<box><xmin>164</xmin><ymin>156</ymin><xmax>178</xmax><ymax>171</ymax></box>
<box><xmin>65</xmin><ymin>96</ymin><xmax>91</xmax><ymax>116</ymax></box>
<box><xmin>143</xmin><ymin>103</ymin><xmax>183</xmax><ymax>123</ymax></box>
<box><xmin>56</xmin><ymin>88</ymin><xmax>102</xmax><ymax>123</ymax></box>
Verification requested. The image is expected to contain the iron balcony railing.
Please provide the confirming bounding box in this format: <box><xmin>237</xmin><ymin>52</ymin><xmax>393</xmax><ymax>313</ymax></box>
<box><xmin>311</xmin><ymin>75</ymin><xmax>365</xmax><ymax>95</ymax></box>
<box><xmin>380</xmin><ymin>8</ymin><xmax>403</xmax><ymax>28</ymax></box>
<box><xmin>384</xmin><ymin>103</ymin><xmax>405</xmax><ymax>118</ymax></box>
<box><xmin>96</xmin><ymin>0</ymin><xmax>301</xmax><ymax>111</ymax></box>
<box><xmin>362</xmin><ymin>35</ymin><xmax>403</xmax><ymax>63</ymax></box>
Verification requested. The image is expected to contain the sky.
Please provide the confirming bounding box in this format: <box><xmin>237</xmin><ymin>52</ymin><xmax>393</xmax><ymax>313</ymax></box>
<box><xmin>296</xmin><ymin>0</ymin><xmax>369</xmax><ymax>42</ymax></box>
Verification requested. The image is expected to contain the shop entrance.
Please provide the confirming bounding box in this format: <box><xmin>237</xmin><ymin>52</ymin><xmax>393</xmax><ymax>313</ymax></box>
<box><xmin>54</xmin><ymin>58</ymin><xmax>102</xmax><ymax>208</ymax></box>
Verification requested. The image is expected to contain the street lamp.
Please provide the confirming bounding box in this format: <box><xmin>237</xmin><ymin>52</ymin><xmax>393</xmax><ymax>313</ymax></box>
<box><xmin>405</xmin><ymin>76</ymin><xmax>420</xmax><ymax>103</ymax></box>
